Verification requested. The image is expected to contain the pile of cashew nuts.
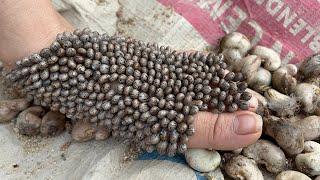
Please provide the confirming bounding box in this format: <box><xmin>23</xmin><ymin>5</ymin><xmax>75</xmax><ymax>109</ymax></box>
<box><xmin>217</xmin><ymin>32</ymin><xmax>320</xmax><ymax>180</ymax></box>
<box><xmin>1</xmin><ymin>32</ymin><xmax>320</xmax><ymax>179</ymax></box>
<box><xmin>183</xmin><ymin>33</ymin><xmax>320</xmax><ymax>180</ymax></box>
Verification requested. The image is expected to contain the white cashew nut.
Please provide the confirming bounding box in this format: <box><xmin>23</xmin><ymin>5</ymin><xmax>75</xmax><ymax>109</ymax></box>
<box><xmin>242</xmin><ymin>140</ymin><xmax>286</xmax><ymax>173</ymax></box>
<box><xmin>294</xmin><ymin>83</ymin><xmax>320</xmax><ymax>114</ymax></box>
<box><xmin>251</xmin><ymin>45</ymin><xmax>281</xmax><ymax>71</ymax></box>
<box><xmin>249</xmin><ymin>67</ymin><xmax>272</xmax><ymax>92</ymax></box>
<box><xmin>276</xmin><ymin>170</ymin><xmax>311</xmax><ymax>180</ymax></box>
<box><xmin>224</xmin><ymin>155</ymin><xmax>263</xmax><ymax>180</ymax></box>
<box><xmin>220</xmin><ymin>32</ymin><xmax>251</xmax><ymax>56</ymax></box>
<box><xmin>234</xmin><ymin>55</ymin><xmax>261</xmax><ymax>84</ymax></box>
<box><xmin>295</xmin><ymin>141</ymin><xmax>320</xmax><ymax>176</ymax></box>
<box><xmin>264</xmin><ymin>89</ymin><xmax>299</xmax><ymax>117</ymax></box>
<box><xmin>294</xmin><ymin>116</ymin><xmax>320</xmax><ymax>141</ymax></box>
<box><xmin>272</xmin><ymin>65</ymin><xmax>297</xmax><ymax>94</ymax></box>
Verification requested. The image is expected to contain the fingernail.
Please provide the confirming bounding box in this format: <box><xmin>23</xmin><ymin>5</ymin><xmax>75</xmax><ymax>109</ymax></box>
<box><xmin>234</xmin><ymin>114</ymin><xmax>263</xmax><ymax>135</ymax></box>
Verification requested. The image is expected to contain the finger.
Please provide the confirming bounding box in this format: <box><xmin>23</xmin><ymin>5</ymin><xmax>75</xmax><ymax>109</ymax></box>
<box><xmin>187</xmin><ymin>111</ymin><xmax>262</xmax><ymax>150</ymax></box>
<box><xmin>248</xmin><ymin>96</ymin><xmax>258</xmax><ymax>112</ymax></box>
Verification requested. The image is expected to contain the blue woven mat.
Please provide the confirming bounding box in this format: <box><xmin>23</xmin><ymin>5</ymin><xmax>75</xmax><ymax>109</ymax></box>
<box><xmin>137</xmin><ymin>151</ymin><xmax>207</xmax><ymax>180</ymax></box>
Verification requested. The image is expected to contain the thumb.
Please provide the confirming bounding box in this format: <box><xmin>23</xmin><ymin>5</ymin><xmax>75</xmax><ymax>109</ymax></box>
<box><xmin>187</xmin><ymin>98</ymin><xmax>263</xmax><ymax>150</ymax></box>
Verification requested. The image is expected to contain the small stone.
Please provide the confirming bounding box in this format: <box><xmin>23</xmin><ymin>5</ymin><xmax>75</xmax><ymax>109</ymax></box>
<box><xmin>40</xmin><ymin>111</ymin><xmax>66</xmax><ymax>136</ymax></box>
<box><xmin>185</xmin><ymin>149</ymin><xmax>221</xmax><ymax>172</ymax></box>
<box><xmin>15</xmin><ymin>106</ymin><xmax>45</xmax><ymax>136</ymax></box>
<box><xmin>95</xmin><ymin>127</ymin><xmax>110</xmax><ymax>140</ymax></box>
<box><xmin>71</xmin><ymin>121</ymin><xmax>96</xmax><ymax>142</ymax></box>
<box><xmin>0</xmin><ymin>99</ymin><xmax>30</xmax><ymax>123</ymax></box>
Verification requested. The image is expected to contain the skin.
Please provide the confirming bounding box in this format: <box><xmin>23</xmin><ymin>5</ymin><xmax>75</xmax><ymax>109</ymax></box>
<box><xmin>0</xmin><ymin>0</ymin><xmax>262</xmax><ymax>150</ymax></box>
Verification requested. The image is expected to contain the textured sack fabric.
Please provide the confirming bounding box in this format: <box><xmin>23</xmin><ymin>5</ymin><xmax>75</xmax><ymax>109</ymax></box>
<box><xmin>1</xmin><ymin>0</ymin><xmax>319</xmax><ymax>179</ymax></box>
<box><xmin>159</xmin><ymin>0</ymin><xmax>320</xmax><ymax>64</ymax></box>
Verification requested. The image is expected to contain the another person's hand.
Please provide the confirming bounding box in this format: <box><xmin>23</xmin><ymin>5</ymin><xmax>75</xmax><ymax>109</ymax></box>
<box><xmin>0</xmin><ymin>0</ymin><xmax>73</xmax><ymax>69</ymax></box>
<box><xmin>0</xmin><ymin>0</ymin><xmax>262</xmax><ymax>150</ymax></box>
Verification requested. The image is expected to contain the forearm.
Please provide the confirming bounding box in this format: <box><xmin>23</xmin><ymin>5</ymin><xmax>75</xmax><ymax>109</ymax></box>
<box><xmin>0</xmin><ymin>0</ymin><xmax>73</xmax><ymax>69</ymax></box>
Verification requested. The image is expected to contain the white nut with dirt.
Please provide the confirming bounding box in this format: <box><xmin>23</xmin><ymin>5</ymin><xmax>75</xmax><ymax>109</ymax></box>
<box><xmin>295</xmin><ymin>141</ymin><xmax>320</xmax><ymax>176</ymax></box>
<box><xmin>251</xmin><ymin>45</ymin><xmax>281</xmax><ymax>71</ymax></box>
<box><xmin>294</xmin><ymin>116</ymin><xmax>320</xmax><ymax>141</ymax></box>
<box><xmin>264</xmin><ymin>116</ymin><xmax>304</xmax><ymax>155</ymax></box>
<box><xmin>248</xmin><ymin>67</ymin><xmax>272</xmax><ymax>92</ymax></box>
<box><xmin>294</xmin><ymin>83</ymin><xmax>320</xmax><ymax>115</ymax></box>
<box><xmin>298</xmin><ymin>53</ymin><xmax>320</xmax><ymax>79</ymax></box>
<box><xmin>0</xmin><ymin>98</ymin><xmax>29</xmax><ymax>123</ymax></box>
<box><xmin>242</xmin><ymin>139</ymin><xmax>286</xmax><ymax>173</ymax></box>
<box><xmin>286</xmin><ymin>64</ymin><xmax>298</xmax><ymax>76</ymax></box>
<box><xmin>206</xmin><ymin>168</ymin><xmax>224</xmax><ymax>180</ymax></box>
<box><xmin>185</xmin><ymin>149</ymin><xmax>221</xmax><ymax>172</ymax></box>
<box><xmin>222</xmin><ymin>48</ymin><xmax>243</xmax><ymax>68</ymax></box>
<box><xmin>300</xmin><ymin>54</ymin><xmax>320</xmax><ymax>86</ymax></box>
<box><xmin>264</xmin><ymin>89</ymin><xmax>299</xmax><ymax>117</ymax></box>
<box><xmin>272</xmin><ymin>65</ymin><xmax>298</xmax><ymax>94</ymax></box>
<box><xmin>220</xmin><ymin>32</ymin><xmax>251</xmax><ymax>56</ymax></box>
<box><xmin>224</xmin><ymin>155</ymin><xmax>263</xmax><ymax>180</ymax></box>
<box><xmin>275</xmin><ymin>170</ymin><xmax>311</xmax><ymax>180</ymax></box>
<box><xmin>234</xmin><ymin>55</ymin><xmax>261</xmax><ymax>83</ymax></box>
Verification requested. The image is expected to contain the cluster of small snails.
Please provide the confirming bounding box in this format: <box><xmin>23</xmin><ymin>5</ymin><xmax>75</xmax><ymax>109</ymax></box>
<box><xmin>3</xmin><ymin>28</ymin><xmax>251</xmax><ymax>156</ymax></box>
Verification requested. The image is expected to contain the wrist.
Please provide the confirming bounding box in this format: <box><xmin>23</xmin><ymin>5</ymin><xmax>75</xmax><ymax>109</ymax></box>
<box><xmin>0</xmin><ymin>0</ymin><xmax>73</xmax><ymax>69</ymax></box>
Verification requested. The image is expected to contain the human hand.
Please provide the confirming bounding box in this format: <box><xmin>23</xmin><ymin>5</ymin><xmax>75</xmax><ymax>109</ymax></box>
<box><xmin>0</xmin><ymin>0</ymin><xmax>262</xmax><ymax>151</ymax></box>
<box><xmin>0</xmin><ymin>0</ymin><xmax>73</xmax><ymax>69</ymax></box>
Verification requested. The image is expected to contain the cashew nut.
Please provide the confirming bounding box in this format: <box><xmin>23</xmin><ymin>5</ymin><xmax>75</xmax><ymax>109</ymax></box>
<box><xmin>224</xmin><ymin>155</ymin><xmax>263</xmax><ymax>180</ymax></box>
<box><xmin>276</xmin><ymin>170</ymin><xmax>311</xmax><ymax>180</ymax></box>
<box><xmin>264</xmin><ymin>116</ymin><xmax>304</xmax><ymax>155</ymax></box>
<box><xmin>249</xmin><ymin>67</ymin><xmax>272</xmax><ymax>92</ymax></box>
<box><xmin>286</xmin><ymin>64</ymin><xmax>298</xmax><ymax>76</ymax></box>
<box><xmin>299</xmin><ymin>53</ymin><xmax>320</xmax><ymax>79</ymax></box>
<box><xmin>288</xmin><ymin>114</ymin><xmax>305</xmax><ymax>123</ymax></box>
<box><xmin>242</xmin><ymin>139</ymin><xmax>286</xmax><ymax>173</ymax></box>
<box><xmin>251</xmin><ymin>45</ymin><xmax>281</xmax><ymax>71</ymax></box>
<box><xmin>264</xmin><ymin>89</ymin><xmax>299</xmax><ymax>117</ymax></box>
<box><xmin>295</xmin><ymin>141</ymin><xmax>320</xmax><ymax>176</ymax></box>
<box><xmin>272</xmin><ymin>66</ymin><xmax>297</xmax><ymax>94</ymax></box>
<box><xmin>294</xmin><ymin>116</ymin><xmax>320</xmax><ymax>141</ymax></box>
<box><xmin>206</xmin><ymin>168</ymin><xmax>224</xmax><ymax>180</ymax></box>
<box><xmin>0</xmin><ymin>98</ymin><xmax>29</xmax><ymax>123</ymax></box>
<box><xmin>234</xmin><ymin>55</ymin><xmax>261</xmax><ymax>83</ymax></box>
<box><xmin>220</xmin><ymin>32</ymin><xmax>251</xmax><ymax>56</ymax></box>
<box><xmin>294</xmin><ymin>83</ymin><xmax>320</xmax><ymax>114</ymax></box>
<box><xmin>222</xmin><ymin>48</ymin><xmax>243</xmax><ymax>69</ymax></box>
